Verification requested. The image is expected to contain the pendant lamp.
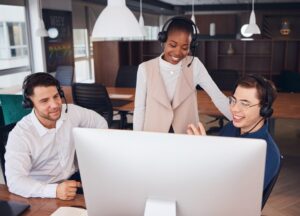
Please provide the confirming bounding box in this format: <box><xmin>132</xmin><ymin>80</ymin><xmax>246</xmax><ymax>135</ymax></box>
<box><xmin>240</xmin><ymin>24</ymin><xmax>253</xmax><ymax>38</ymax></box>
<box><xmin>191</xmin><ymin>0</ymin><xmax>199</xmax><ymax>34</ymax></box>
<box><xmin>92</xmin><ymin>0</ymin><xmax>143</xmax><ymax>41</ymax></box>
<box><xmin>245</xmin><ymin>0</ymin><xmax>261</xmax><ymax>35</ymax></box>
<box><xmin>191</xmin><ymin>0</ymin><xmax>196</xmax><ymax>25</ymax></box>
<box><xmin>36</xmin><ymin>0</ymin><xmax>48</xmax><ymax>37</ymax></box>
<box><xmin>139</xmin><ymin>0</ymin><xmax>146</xmax><ymax>37</ymax></box>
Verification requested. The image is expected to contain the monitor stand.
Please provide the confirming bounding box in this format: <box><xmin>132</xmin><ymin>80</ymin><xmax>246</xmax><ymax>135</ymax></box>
<box><xmin>144</xmin><ymin>198</ymin><xmax>176</xmax><ymax>216</ymax></box>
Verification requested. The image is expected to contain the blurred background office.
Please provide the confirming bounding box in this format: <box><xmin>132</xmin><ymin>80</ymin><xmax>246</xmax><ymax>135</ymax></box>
<box><xmin>0</xmin><ymin>1</ymin><xmax>299</xmax><ymax>215</ymax></box>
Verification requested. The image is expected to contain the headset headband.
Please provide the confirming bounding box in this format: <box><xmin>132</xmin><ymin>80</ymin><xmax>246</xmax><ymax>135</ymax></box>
<box><xmin>161</xmin><ymin>16</ymin><xmax>198</xmax><ymax>37</ymax></box>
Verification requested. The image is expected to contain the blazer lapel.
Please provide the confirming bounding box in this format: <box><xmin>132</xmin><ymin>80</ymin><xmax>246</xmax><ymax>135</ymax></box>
<box><xmin>172</xmin><ymin>57</ymin><xmax>195</xmax><ymax>109</ymax></box>
<box><xmin>148</xmin><ymin>58</ymin><xmax>172</xmax><ymax>110</ymax></box>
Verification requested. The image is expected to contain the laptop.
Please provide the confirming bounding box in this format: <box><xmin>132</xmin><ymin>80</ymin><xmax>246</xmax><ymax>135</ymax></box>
<box><xmin>0</xmin><ymin>200</ymin><xmax>30</xmax><ymax>216</ymax></box>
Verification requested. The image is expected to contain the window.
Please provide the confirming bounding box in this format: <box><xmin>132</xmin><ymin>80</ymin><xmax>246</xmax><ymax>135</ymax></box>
<box><xmin>73</xmin><ymin>28</ymin><xmax>94</xmax><ymax>82</ymax></box>
<box><xmin>144</xmin><ymin>26</ymin><xmax>160</xmax><ymax>40</ymax></box>
<box><xmin>0</xmin><ymin>4</ymin><xmax>31</xmax><ymax>88</ymax></box>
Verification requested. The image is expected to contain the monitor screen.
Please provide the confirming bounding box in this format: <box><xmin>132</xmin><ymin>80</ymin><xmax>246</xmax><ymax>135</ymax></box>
<box><xmin>73</xmin><ymin>128</ymin><xmax>266</xmax><ymax>216</ymax></box>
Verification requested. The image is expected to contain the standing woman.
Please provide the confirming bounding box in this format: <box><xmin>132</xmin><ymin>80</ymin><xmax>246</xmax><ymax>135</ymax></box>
<box><xmin>133</xmin><ymin>16</ymin><xmax>232</xmax><ymax>133</ymax></box>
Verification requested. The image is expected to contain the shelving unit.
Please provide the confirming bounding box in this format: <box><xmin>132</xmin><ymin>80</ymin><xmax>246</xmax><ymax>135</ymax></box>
<box><xmin>93</xmin><ymin>39</ymin><xmax>300</xmax><ymax>86</ymax></box>
<box><xmin>196</xmin><ymin>39</ymin><xmax>299</xmax><ymax>80</ymax></box>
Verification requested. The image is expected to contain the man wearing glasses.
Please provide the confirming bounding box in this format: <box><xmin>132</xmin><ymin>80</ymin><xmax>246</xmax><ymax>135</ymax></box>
<box><xmin>187</xmin><ymin>74</ymin><xmax>281</xmax><ymax>191</ymax></box>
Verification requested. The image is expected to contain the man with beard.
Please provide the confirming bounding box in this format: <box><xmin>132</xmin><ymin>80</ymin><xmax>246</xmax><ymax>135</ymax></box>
<box><xmin>5</xmin><ymin>73</ymin><xmax>107</xmax><ymax>200</ymax></box>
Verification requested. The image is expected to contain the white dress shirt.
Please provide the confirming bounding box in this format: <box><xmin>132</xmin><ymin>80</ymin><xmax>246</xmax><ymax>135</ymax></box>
<box><xmin>133</xmin><ymin>55</ymin><xmax>232</xmax><ymax>131</ymax></box>
<box><xmin>5</xmin><ymin>104</ymin><xmax>108</xmax><ymax>198</ymax></box>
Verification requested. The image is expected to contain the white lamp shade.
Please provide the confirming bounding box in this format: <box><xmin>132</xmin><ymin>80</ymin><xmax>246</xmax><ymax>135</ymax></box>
<box><xmin>91</xmin><ymin>0</ymin><xmax>143</xmax><ymax>41</ymax></box>
<box><xmin>245</xmin><ymin>10</ymin><xmax>261</xmax><ymax>34</ymax></box>
<box><xmin>36</xmin><ymin>19</ymin><xmax>48</xmax><ymax>37</ymax></box>
<box><xmin>139</xmin><ymin>15</ymin><xmax>146</xmax><ymax>37</ymax></box>
<box><xmin>139</xmin><ymin>14</ymin><xmax>144</xmax><ymax>27</ymax></box>
<box><xmin>191</xmin><ymin>14</ymin><xmax>200</xmax><ymax>34</ymax></box>
<box><xmin>241</xmin><ymin>24</ymin><xmax>253</xmax><ymax>37</ymax></box>
<box><xmin>191</xmin><ymin>14</ymin><xmax>196</xmax><ymax>24</ymax></box>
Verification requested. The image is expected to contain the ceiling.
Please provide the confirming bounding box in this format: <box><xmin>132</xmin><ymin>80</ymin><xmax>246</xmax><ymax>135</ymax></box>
<box><xmin>139</xmin><ymin>0</ymin><xmax>300</xmax><ymax>13</ymax></box>
<box><xmin>159</xmin><ymin>0</ymin><xmax>300</xmax><ymax>5</ymax></box>
<box><xmin>83</xmin><ymin>0</ymin><xmax>300</xmax><ymax>15</ymax></box>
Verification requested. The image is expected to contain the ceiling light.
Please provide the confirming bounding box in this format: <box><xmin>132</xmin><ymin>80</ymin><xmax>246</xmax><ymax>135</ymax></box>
<box><xmin>245</xmin><ymin>0</ymin><xmax>261</xmax><ymax>35</ymax></box>
<box><xmin>139</xmin><ymin>0</ymin><xmax>146</xmax><ymax>37</ymax></box>
<box><xmin>48</xmin><ymin>28</ymin><xmax>59</xmax><ymax>39</ymax></box>
<box><xmin>191</xmin><ymin>0</ymin><xmax>196</xmax><ymax>25</ymax></box>
<box><xmin>241</xmin><ymin>24</ymin><xmax>253</xmax><ymax>38</ymax></box>
<box><xmin>191</xmin><ymin>0</ymin><xmax>200</xmax><ymax>34</ymax></box>
<box><xmin>91</xmin><ymin>0</ymin><xmax>143</xmax><ymax>41</ymax></box>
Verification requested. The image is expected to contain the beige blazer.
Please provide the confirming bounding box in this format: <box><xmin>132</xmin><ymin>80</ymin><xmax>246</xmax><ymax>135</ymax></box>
<box><xmin>143</xmin><ymin>57</ymin><xmax>199</xmax><ymax>133</ymax></box>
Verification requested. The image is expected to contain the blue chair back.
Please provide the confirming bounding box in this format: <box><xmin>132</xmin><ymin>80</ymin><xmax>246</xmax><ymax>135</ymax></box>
<box><xmin>0</xmin><ymin>94</ymin><xmax>31</xmax><ymax>184</ymax></box>
<box><xmin>0</xmin><ymin>94</ymin><xmax>31</xmax><ymax>126</ymax></box>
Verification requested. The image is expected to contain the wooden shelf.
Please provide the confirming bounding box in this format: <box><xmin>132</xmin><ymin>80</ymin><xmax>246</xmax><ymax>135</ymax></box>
<box><xmin>218</xmin><ymin>54</ymin><xmax>243</xmax><ymax>57</ymax></box>
<box><xmin>92</xmin><ymin>39</ymin><xmax>300</xmax><ymax>86</ymax></box>
<box><xmin>246</xmin><ymin>54</ymin><xmax>271</xmax><ymax>58</ymax></box>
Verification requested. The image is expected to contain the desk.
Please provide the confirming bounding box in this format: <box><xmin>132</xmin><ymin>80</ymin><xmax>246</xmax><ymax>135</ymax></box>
<box><xmin>0</xmin><ymin>184</ymin><xmax>85</xmax><ymax>216</ymax></box>
<box><xmin>62</xmin><ymin>87</ymin><xmax>300</xmax><ymax>119</ymax></box>
<box><xmin>107</xmin><ymin>88</ymin><xmax>300</xmax><ymax>120</ymax></box>
<box><xmin>1</xmin><ymin>85</ymin><xmax>300</xmax><ymax>119</ymax></box>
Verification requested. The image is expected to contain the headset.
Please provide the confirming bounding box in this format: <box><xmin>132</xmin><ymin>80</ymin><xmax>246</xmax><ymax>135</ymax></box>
<box><xmin>158</xmin><ymin>16</ymin><xmax>199</xmax><ymax>67</ymax></box>
<box><xmin>235</xmin><ymin>74</ymin><xmax>274</xmax><ymax>119</ymax></box>
<box><xmin>22</xmin><ymin>73</ymin><xmax>68</xmax><ymax>113</ymax></box>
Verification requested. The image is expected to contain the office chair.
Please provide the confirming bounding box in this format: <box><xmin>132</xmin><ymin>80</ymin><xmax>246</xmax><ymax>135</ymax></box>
<box><xmin>72</xmin><ymin>83</ymin><xmax>120</xmax><ymax>128</ymax></box>
<box><xmin>114</xmin><ymin>65</ymin><xmax>138</xmax><ymax>129</ymax></box>
<box><xmin>55</xmin><ymin>65</ymin><xmax>74</xmax><ymax>86</ymax></box>
<box><xmin>115</xmin><ymin>65</ymin><xmax>138</xmax><ymax>88</ymax></box>
<box><xmin>205</xmin><ymin>69</ymin><xmax>239</xmax><ymax>134</ymax></box>
<box><xmin>261</xmin><ymin>155</ymin><xmax>283</xmax><ymax>210</ymax></box>
<box><xmin>0</xmin><ymin>94</ymin><xmax>31</xmax><ymax>184</ymax></box>
<box><xmin>279</xmin><ymin>70</ymin><xmax>300</xmax><ymax>93</ymax></box>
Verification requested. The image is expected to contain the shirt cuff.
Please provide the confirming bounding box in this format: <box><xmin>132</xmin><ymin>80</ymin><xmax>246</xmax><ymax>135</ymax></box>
<box><xmin>42</xmin><ymin>183</ymin><xmax>58</xmax><ymax>198</ymax></box>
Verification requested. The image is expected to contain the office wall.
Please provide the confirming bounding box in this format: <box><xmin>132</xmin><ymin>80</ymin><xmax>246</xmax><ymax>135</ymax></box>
<box><xmin>1</xmin><ymin>0</ymin><xmax>24</xmax><ymax>6</ymax></box>
<box><xmin>42</xmin><ymin>0</ymin><xmax>71</xmax><ymax>11</ymax></box>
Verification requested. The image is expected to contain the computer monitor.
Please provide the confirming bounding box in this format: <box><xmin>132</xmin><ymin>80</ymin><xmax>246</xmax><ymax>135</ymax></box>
<box><xmin>73</xmin><ymin>128</ymin><xmax>266</xmax><ymax>216</ymax></box>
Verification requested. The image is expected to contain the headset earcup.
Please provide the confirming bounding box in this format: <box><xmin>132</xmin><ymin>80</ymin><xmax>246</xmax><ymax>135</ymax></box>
<box><xmin>260</xmin><ymin>105</ymin><xmax>273</xmax><ymax>118</ymax></box>
<box><xmin>190</xmin><ymin>41</ymin><xmax>196</xmax><ymax>51</ymax></box>
<box><xmin>190</xmin><ymin>34</ymin><xmax>198</xmax><ymax>51</ymax></box>
<box><xmin>22</xmin><ymin>97</ymin><xmax>33</xmax><ymax>109</ymax></box>
<box><xmin>264</xmin><ymin>107</ymin><xmax>273</xmax><ymax>118</ymax></box>
<box><xmin>58</xmin><ymin>87</ymin><xmax>65</xmax><ymax>98</ymax></box>
<box><xmin>158</xmin><ymin>31</ymin><xmax>167</xmax><ymax>43</ymax></box>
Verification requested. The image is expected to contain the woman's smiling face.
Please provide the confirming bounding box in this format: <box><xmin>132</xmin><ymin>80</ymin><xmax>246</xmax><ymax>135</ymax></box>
<box><xmin>162</xmin><ymin>30</ymin><xmax>191</xmax><ymax>65</ymax></box>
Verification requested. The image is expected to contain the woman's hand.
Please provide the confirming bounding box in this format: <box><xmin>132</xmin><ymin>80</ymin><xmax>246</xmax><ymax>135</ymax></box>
<box><xmin>187</xmin><ymin>122</ymin><xmax>206</xmax><ymax>136</ymax></box>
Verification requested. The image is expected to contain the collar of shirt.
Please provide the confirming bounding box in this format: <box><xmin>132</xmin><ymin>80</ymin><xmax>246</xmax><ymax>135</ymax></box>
<box><xmin>159</xmin><ymin>53</ymin><xmax>182</xmax><ymax>75</ymax></box>
<box><xmin>239</xmin><ymin>121</ymin><xmax>269</xmax><ymax>138</ymax></box>
<box><xmin>30</xmin><ymin>105</ymin><xmax>67</xmax><ymax>137</ymax></box>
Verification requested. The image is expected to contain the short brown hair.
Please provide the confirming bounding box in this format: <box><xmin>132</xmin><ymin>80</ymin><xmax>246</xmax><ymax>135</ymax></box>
<box><xmin>234</xmin><ymin>74</ymin><xmax>277</xmax><ymax>107</ymax></box>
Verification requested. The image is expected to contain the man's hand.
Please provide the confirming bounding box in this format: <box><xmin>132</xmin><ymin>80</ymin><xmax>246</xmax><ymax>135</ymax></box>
<box><xmin>187</xmin><ymin>122</ymin><xmax>206</xmax><ymax>136</ymax></box>
<box><xmin>56</xmin><ymin>180</ymin><xmax>81</xmax><ymax>200</ymax></box>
